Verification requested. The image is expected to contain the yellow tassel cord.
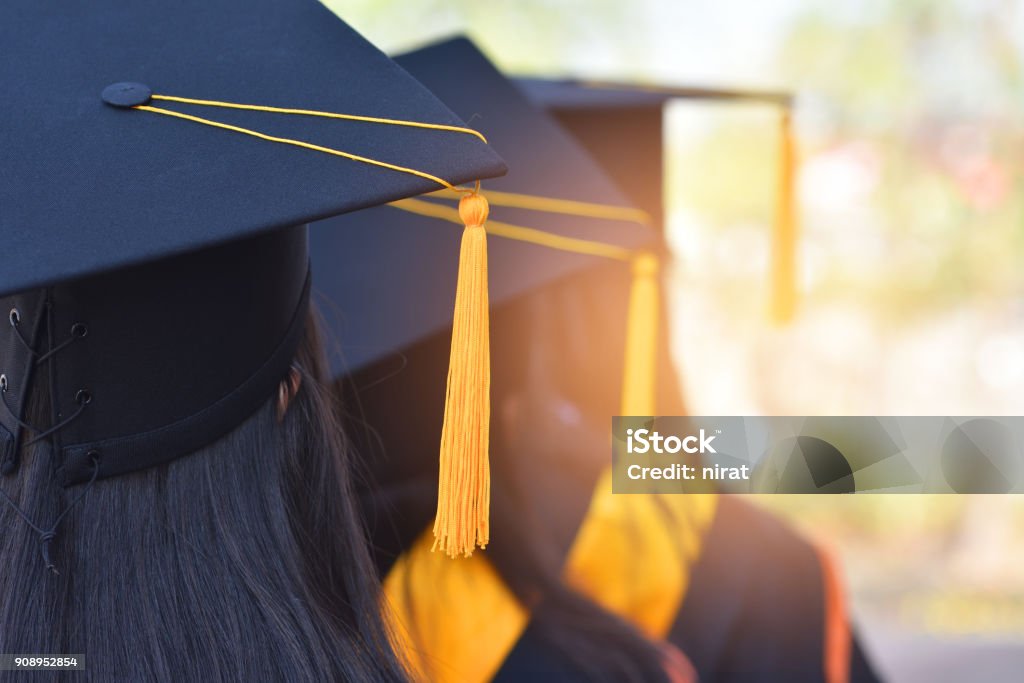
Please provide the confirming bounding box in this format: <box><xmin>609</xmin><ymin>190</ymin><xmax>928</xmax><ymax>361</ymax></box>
<box><xmin>621</xmin><ymin>252</ymin><xmax>660</xmax><ymax>417</ymax></box>
<box><xmin>391</xmin><ymin>198</ymin><xmax>633</xmax><ymax>262</ymax></box>
<box><xmin>771</xmin><ymin>108</ymin><xmax>798</xmax><ymax>324</ymax></box>
<box><xmin>425</xmin><ymin>187</ymin><xmax>651</xmax><ymax>225</ymax></box>
<box><xmin>147</xmin><ymin>94</ymin><xmax>488</xmax><ymax>142</ymax></box>
<box><xmin>434</xmin><ymin>194</ymin><xmax>492</xmax><ymax>558</ymax></box>
<box><xmin>132</xmin><ymin>103</ymin><xmax>478</xmax><ymax>193</ymax></box>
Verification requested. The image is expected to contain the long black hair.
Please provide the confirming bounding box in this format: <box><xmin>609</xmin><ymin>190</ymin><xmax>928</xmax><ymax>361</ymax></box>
<box><xmin>0</xmin><ymin>313</ymin><xmax>406</xmax><ymax>682</ymax></box>
<box><xmin>348</xmin><ymin>260</ymin><xmax>688</xmax><ymax>682</ymax></box>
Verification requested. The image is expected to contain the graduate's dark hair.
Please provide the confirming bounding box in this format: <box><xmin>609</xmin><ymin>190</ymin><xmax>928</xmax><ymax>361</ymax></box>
<box><xmin>350</xmin><ymin>261</ymin><xmax>687</xmax><ymax>683</ymax></box>
<box><xmin>0</xmin><ymin>312</ymin><xmax>405</xmax><ymax>683</ymax></box>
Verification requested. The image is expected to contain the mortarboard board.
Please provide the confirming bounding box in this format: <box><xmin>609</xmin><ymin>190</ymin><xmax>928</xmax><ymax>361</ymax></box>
<box><xmin>0</xmin><ymin>0</ymin><xmax>505</xmax><ymax>567</ymax></box>
<box><xmin>517</xmin><ymin>78</ymin><xmax>799</xmax><ymax>323</ymax></box>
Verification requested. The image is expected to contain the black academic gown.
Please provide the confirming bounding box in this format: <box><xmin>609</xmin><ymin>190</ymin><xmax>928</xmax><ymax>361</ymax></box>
<box><xmin>671</xmin><ymin>496</ymin><xmax>879</xmax><ymax>682</ymax></box>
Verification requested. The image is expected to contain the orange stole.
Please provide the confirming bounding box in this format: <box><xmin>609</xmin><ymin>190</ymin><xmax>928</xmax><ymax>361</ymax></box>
<box><xmin>383</xmin><ymin>475</ymin><xmax>717</xmax><ymax>682</ymax></box>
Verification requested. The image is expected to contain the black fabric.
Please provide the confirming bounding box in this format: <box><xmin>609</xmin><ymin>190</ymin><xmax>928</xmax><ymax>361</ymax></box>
<box><xmin>0</xmin><ymin>422</ymin><xmax>15</xmax><ymax>474</ymax></box>
<box><xmin>58</xmin><ymin>278</ymin><xmax>313</xmax><ymax>485</ymax></box>
<box><xmin>549</xmin><ymin>106</ymin><xmax>666</xmax><ymax>231</ymax></box>
<box><xmin>0</xmin><ymin>289</ymin><xmax>47</xmax><ymax>474</ymax></box>
<box><xmin>516</xmin><ymin>79</ymin><xmax>683</xmax><ymax>110</ymax></box>
<box><xmin>850</xmin><ymin>637</ymin><xmax>879</xmax><ymax>683</ymax></box>
<box><xmin>517</xmin><ymin>79</ymin><xmax>791</xmax><ymax>110</ymax></box>
<box><xmin>0</xmin><ymin>226</ymin><xmax>309</xmax><ymax>486</ymax></box>
<box><xmin>492</xmin><ymin>623</ymin><xmax>610</xmax><ymax>683</ymax></box>
<box><xmin>668</xmin><ymin>497</ymin><xmax>881</xmax><ymax>683</ymax></box>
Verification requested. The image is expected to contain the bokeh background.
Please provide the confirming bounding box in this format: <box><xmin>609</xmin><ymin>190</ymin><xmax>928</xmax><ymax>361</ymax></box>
<box><xmin>326</xmin><ymin>1</ymin><xmax>1024</xmax><ymax>680</ymax></box>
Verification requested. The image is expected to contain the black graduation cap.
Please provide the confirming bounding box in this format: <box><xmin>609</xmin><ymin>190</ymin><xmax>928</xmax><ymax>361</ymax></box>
<box><xmin>0</xmin><ymin>0</ymin><xmax>505</xmax><ymax>502</ymax></box>
<box><xmin>310</xmin><ymin>37</ymin><xmax>664</xmax><ymax>562</ymax></box>
<box><xmin>312</xmin><ymin>39</ymin><xmax>657</xmax><ymax>375</ymax></box>
<box><xmin>517</xmin><ymin>78</ymin><xmax>799</xmax><ymax>322</ymax></box>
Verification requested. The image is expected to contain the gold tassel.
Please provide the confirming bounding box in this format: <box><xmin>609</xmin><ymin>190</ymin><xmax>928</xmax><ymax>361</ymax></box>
<box><xmin>621</xmin><ymin>252</ymin><xmax>660</xmax><ymax>416</ymax></box>
<box><xmin>771</xmin><ymin>108</ymin><xmax>798</xmax><ymax>324</ymax></box>
<box><xmin>434</xmin><ymin>193</ymin><xmax>491</xmax><ymax>558</ymax></box>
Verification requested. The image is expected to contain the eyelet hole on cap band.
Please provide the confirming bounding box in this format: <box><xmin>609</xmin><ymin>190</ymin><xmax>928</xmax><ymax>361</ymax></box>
<box><xmin>71</xmin><ymin>323</ymin><xmax>89</xmax><ymax>338</ymax></box>
<box><xmin>75</xmin><ymin>389</ymin><xmax>92</xmax><ymax>406</ymax></box>
<box><xmin>86</xmin><ymin>449</ymin><xmax>101</xmax><ymax>465</ymax></box>
<box><xmin>0</xmin><ymin>375</ymin><xmax>7</xmax><ymax>392</ymax></box>
<box><xmin>8</xmin><ymin>309</ymin><xmax>20</xmax><ymax>327</ymax></box>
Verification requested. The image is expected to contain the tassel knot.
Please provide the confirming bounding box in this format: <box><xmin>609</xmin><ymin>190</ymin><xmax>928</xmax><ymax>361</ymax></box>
<box><xmin>632</xmin><ymin>252</ymin><xmax>659</xmax><ymax>278</ymax></box>
<box><xmin>459</xmin><ymin>193</ymin><xmax>489</xmax><ymax>227</ymax></box>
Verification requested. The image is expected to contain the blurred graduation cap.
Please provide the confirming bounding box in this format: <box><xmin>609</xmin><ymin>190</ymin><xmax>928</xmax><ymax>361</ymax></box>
<box><xmin>517</xmin><ymin>77</ymin><xmax>800</xmax><ymax>323</ymax></box>
<box><xmin>315</xmin><ymin>41</ymin><xmax>656</xmax><ymax>374</ymax></box>
<box><xmin>0</xmin><ymin>0</ymin><xmax>505</xmax><ymax>569</ymax></box>
<box><xmin>311</xmin><ymin>37</ymin><xmax>664</xmax><ymax>556</ymax></box>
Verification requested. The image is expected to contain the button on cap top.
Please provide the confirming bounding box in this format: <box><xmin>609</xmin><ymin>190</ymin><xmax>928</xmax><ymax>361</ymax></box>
<box><xmin>101</xmin><ymin>82</ymin><xmax>152</xmax><ymax>108</ymax></box>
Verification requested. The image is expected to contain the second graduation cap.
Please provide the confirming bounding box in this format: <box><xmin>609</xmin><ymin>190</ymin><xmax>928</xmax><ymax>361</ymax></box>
<box><xmin>0</xmin><ymin>0</ymin><xmax>505</xmax><ymax>568</ymax></box>
<box><xmin>311</xmin><ymin>38</ymin><xmax>663</xmax><ymax>556</ymax></box>
<box><xmin>314</xmin><ymin>40</ymin><xmax>658</xmax><ymax>374</ymax></box>
<box><xmin>312</xmin><ymin>39</ymin><xmax>707</xmax><ymax>682</ymax></box>
<box><xmin>518</xmin><ymin>77</ymin><xmax>800</xmax><ymax>323</ymax></box>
